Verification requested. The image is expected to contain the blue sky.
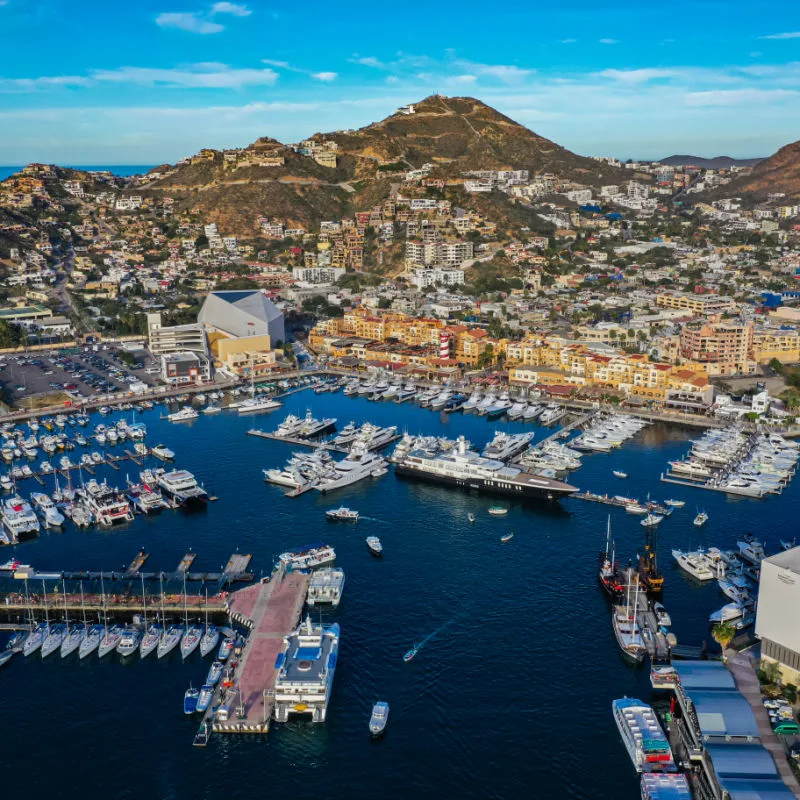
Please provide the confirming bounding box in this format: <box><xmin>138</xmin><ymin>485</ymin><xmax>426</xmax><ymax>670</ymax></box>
<box><xmin>1</xmin><ymin>0</ymin><xmax>800</xmax><ymax>164</ymax></box>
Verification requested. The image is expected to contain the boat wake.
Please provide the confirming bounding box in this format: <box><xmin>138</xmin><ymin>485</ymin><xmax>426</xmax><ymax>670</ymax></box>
<box><xmin>405</xmin><ymin>618</ymin><xmax>457</xmax><ymax>661</ymax></box>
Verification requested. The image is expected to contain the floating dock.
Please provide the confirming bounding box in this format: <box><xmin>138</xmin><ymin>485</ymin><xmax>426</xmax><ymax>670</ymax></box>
<box><xmin>247</xmin><ymin>429</ymin><xmax>348</xmax><ymax>453</ymax></box>
<box><xmin>211</xmin><ymin>568</ymin><xmax>310</xmax><ymax>735</ymax></box>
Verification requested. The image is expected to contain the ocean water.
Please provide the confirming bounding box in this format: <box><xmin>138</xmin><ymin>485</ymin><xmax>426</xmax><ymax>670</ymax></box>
<box><xmin>0</xmin><ymin>390</ymin><xmax>795</xmax><ymax>799</ymax></box>
<box><xmin>0</xmin><ymin>165</ymin><xmax>155</xmax><ymax>181</ymax></box>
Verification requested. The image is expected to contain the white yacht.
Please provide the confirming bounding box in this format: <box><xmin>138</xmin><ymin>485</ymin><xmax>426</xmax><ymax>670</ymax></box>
<box><xmin>79</xmin><ymin>480</ymin><xmax>134</xmax><ymax>527</ymax></box>
<box><xmin>671</xmin><ymin>549</ymin><xmax>719</xmax><ymax>581</ymax></box>
<box><xmin>150</xmin><ymin>444</ymin><xmax>175</xmax><ymax>461</ymax></box>
<box><xmin>276</xmin><ymin>414</ymin><xmax>304</xmax><ymax>437</ymax></box>
<box><xmin>2</xmin><ymin>495</ymin><xmax>41</xmax><ymax>541</ymax></box>
<box><xmin>612</xmin><ymin>698</ymin><xmax>675</xmax><ymax>773</ymax></box>
<box><xmin>462</xmin><ymin>392</ymin><xmax>482</xmax><ymax>412</ymax></box>
<box><xmin>315</xmin><ymin>445</ymin><xmax>388</xmax><ymax>493</ymax></box>
<box><xmin>117</xmin><ymin>627</ymin><xmax>143</xmax><ymax>658</ymax></box>
<box><xmin>481</xmin><ymin>431</ymin><xmax>535</xmax><ymax>462</ymax></box>
<box><xmin>369</xmin><ymin>701</ymin><xmax>389</xmax><ymax>736</ymax></box>
<box><xmin>353</xmin><ymin>423</ymin><xmax>398</xmax><ymax>451</ymax></box>
<box><xmin>238</xmin><ymin>396</ymin><xmax>282</xmax><ymax>415</ymax></box>
<box><xmin>332</xmin><ymin>422</ymin><xmax>359</xmax><ymax>446</ymax></box>
<box><xmin>279</xmin><ymin>544</ymin><xmax>336</xmax><ymax>570</ymax></box>
<box><xmin>296</xmin><ymin>410</ymin><xmax>337</xmax><ymax>438</ymax></box>
<box><xmin>168</xmin><ymin>406</ymin><xmax>198</xmax><ymax>422</ymax></box>
<box><xmin>30</xmin><ymin>492</ymin><xmax>65</xmax><ymax>528</ymax></box>
<box><xmin>157</xmin><ymin>469</ymin><xmax>208</xmax><ymax>506</ymax></box>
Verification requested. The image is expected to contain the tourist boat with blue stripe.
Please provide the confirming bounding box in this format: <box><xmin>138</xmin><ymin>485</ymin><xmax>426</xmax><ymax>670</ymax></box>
<box><xmin>612</xmin><ymin>697</ymin><xmax>676</xmax><ymax>773</ymax></box>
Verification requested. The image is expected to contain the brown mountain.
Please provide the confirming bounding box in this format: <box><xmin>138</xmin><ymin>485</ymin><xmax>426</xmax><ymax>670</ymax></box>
<box><xmin>136</xmin><ymin>95</ymin><xmax>635</xmax><ymax>236</ymax></box>
<box><xmin>722</xmin><ymin>139</ymin><xmax>800</xmax><ymax>202</ymax></box>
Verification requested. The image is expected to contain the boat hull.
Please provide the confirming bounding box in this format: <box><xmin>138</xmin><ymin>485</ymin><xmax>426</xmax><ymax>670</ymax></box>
<box><xmin>394</xmin><ymin>464</ymin><xmax>576</xmax><ymax>501</ymax></box>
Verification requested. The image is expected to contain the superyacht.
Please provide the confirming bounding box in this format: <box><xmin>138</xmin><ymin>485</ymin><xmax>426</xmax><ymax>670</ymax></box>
<box><xmin>315</xmin><ymin>444</ymin><xmax>388</xmax><ymax>493</ymax></box>
<box><xmin>157</xmin><ymin>469</ymin><xmax>208</xmax><ymax>506</ymax></box>
<box><xmin>237</xmin><ymin>396</ymin><xmax>282</xmax><ymax>415</ymax></box>
<box><xmin>393</xmin><ymin>436</ymin><xmax>577</xmax><ymax>501</ymax></box>
<box><xmin>481</xmin><ymin>431</ymin><xmax>535</xmax><ymax>462</ymax></box>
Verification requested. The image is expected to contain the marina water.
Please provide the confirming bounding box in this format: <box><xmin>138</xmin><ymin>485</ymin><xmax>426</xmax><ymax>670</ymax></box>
<box><xmin>2</xmin><ymin>390</ymin><xmax>796</xmax><ymax>799</ymax></box>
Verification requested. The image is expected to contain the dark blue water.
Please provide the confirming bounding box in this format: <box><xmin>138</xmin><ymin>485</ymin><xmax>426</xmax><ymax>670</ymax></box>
<box><xmin>1</xmin><ymin>391</ymin><xmax>794</xmax><ymax>799</ymax></box>
<box><xmin>0</xmin><ymin>165</ymin><xmax>155</xmax><ymax>181</ymax></box>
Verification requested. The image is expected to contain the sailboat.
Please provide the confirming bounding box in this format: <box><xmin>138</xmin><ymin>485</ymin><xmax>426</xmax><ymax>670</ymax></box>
<box><xmin>198</xmin><ymin>590</ymin><xmax>219</xmax><ymax>658</ymax></box>
<box><xmin>157</xmin><ymin>573</ymin><xmax>184</xmax><ymax>659</ymax></box>
<box><xmin>139</xmin><ymin>574</ymin><xmax>161</xmax><ymax>658</ymax></box>
<box><xmin>598</xmin><ymin>516</ymin><xmax>624</xmax><ymax>599</ymax></box>
<box><xmin>611</xmin><ymin>572</ymin><xmax>646</xmax><ymax>662</ymax></box>
<box><xmin>97</xmin><ymin>575</ymin><xmax>123</xmax><ymax>658</ymax></box>
<box><xmin>180</xmin><ymin>575</ymin><xmax>202</xmax><ymax>659</ymax></box>
<box><xmin>61</xmin><ymin>581</ymin><xmax>86</xmax><ymax>657</ymax></box>
<box><xmin>41</xmin><ymin>581</ymin><xmax>66</xmax><ymax>658</ymax></box>
<box><xmin>22</xmin><ymin>579</ymin><xmax>46</xmax><ymax>657</ymax></box>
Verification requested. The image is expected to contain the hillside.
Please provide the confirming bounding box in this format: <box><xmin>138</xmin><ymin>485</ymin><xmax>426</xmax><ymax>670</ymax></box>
<box><xmin>721</xmin><ymin>140</ymin><xmax>800</xmax><ymax>202</ymax></box>
<box><xmin>134</xmin><ymin>95</ymin><xmax>635</xmax><ymax>237</ymax></box>
<box><xmin>658</xmin><ymin>154</ymin><xmax>764</xmax><ymax>169</ymax></box>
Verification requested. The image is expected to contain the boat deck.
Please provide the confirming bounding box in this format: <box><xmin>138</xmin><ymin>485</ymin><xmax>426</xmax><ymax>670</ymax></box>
<box><xmin>213</xmin><ymin>569</ymin><xmax>309</xmax><ymax>734</ymax></box>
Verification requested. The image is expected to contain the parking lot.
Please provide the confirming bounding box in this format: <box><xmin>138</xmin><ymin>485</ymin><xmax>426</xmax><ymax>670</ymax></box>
<box><xmin>0</xmin><ymin>345</ymin><xmax>163</xmax><ymax>406</ymax></box>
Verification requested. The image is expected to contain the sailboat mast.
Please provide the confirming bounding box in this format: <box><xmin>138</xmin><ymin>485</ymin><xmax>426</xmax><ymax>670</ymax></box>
<box><xmin>80</xmin><ymin>581</ymin><xmax>87</xmax><ymax>628</ymax></box>
<box><xmin>183</xmin><ymin>573</ymin><xmax>188</xmax><ymax>629</ymax></box>
<box><xmin>141</xmin><ymin>573</ymin><xmax>147</xmax><ymax>628</ymax></box>
<box><xmin>605</xmin><ymin>515</ymin><xmax>611</xmax><ymax>559</ymax></box>
<box><xmin>42</xmin><ymin>580</ymin><xmax>49</xmax><ymax>626</ymax></box>
<box><xmin>63</xmin><ymin>578</ymin><xmax>69</xmax><ymax>631</ymax></box>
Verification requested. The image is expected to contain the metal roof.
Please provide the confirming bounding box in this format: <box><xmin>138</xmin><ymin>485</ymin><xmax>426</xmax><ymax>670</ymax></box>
<box><xmin>689</xmin><ymin>691</ymin><xmax>760</xmax><ymax>738</ymax></box>
<box><xmin>720</xmin><ymin>780</ymin><xmax>797</xmax><ymax>800</ymax></box>
<box><xmin>673</xmin><ymin>660</ymin><xmax>736</xmax><ymax>690</ymax></box>
<box><xmin>705</xmin><ymin>743</ymin><xmax>778</xmax><ymax>779</ymax></box>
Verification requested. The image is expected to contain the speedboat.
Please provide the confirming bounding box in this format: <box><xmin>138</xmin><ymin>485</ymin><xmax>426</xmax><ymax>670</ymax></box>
<box><xmin>640</xmin><ymin>513</ymin><xmax>663</xmax><ymax>527</ymax></box>
<box><xmin>693</xmin><ymin>510</ymin><xmax>709</xmax><ymax>527</ymax></box>
<box><xmin>181</xmin><ymin>624</ymin><xmax>203</xmax><ymax>659</ymax></box>
<box><xmin>467</xmin><ymin>513</ymin><xmax>476</xmax><ymax>523</ymax></box>
<box><xmin>206</xmin><ymin>660</ymin><xmax>224</xmax><ymax>686</ymax></box>
<box><xmin>366</xmin><ymin>536</ymin><xmax>383</xmax><ymax>556</ymax></box>
<box><xmin>184</xmin><ymin>686</ymin><xmax>200</xmax><ymax>714</ymax></box>
<box><xmin>196</xmin><ymin>685</ymin><xmax>214</xmax><ymax>714</ymax></box>
<box><xmin>157</xmin><ymin>624</ymin><xmax>184</xmax><ymax>658</ymax></box>
<box><xmin>403</xmin><ymin>644</ymin><xmax>420</xmax><ymax>662</ymax></box>
<box><xmin>369</xmin><ymin>701</ymin><xmax>389</xmax><ymax>736</ymax></box>
<box><xmin>326</xmin><ymin>506</ymin><xmax>359</xmax><ymax>522</ymax></box>
<box><xmin>488</xmin><ymin>506</ymin><xmax>508</xmax><ymax>516</ymax></box>
<box><xmin>139</xmin><ymin>623</ymin><xmax>162</xmax><ymax>658</ymax></box>
<box><xmin>199</xmin><ymin>625</ymin><xmax>220</xmax><ymax>658</ymax></box>
<box><xmin>218</xmin><ymin>637</ymin><xmax>234</xmax><ymax>661</ymax></box>
<box><xmin>612</xmin><ymin>470</ymin><xmax>628</xmax><ymax>479</ymax></box>
<box><xmin>78</xmin><ymin>624</ymin><xmax>103</xmax><ymax>659</ymax></box>
<box><xmin>500</xmin><ymin>532</ymin><xmax>515</xmax><ymax>543</ymax></box>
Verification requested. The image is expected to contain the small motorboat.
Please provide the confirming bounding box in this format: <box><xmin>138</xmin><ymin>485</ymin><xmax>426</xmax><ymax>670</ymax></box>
<box><xmin>184</xmin><ymin>686</ymin><xmax>200</xmax><ymax>714</ymax></box>
<box><xmin>612</xmin><ymin>470</ymin><xmax>628</xmax><ymax>479</ymax></box>
<box><xmin>653</xmin><ymin>602</ymin><xmax>672</xmax><ymax>628</ymax></box>
<box><xmin>366</xmin><ymin>536</ymin><xmax>383</xmax><ymax>557</ymax></box>
<box><xmin>500</xmin><ymin>532</ymin><xmax>515</xmax><ymax>543</ymax></box>
<box><xmin>488</xmin><ymin>506</ymin><xmax>508</xmax><ymax>516</ymax></box>
<box><xmin>403</xmin><ymin>644</ymin><xmax>420</xmax><ymax>663</ymax></box>
<box><xmin>196</xmin><ymin>685</ymin><xmax>214</xmax><ymax>714</ymax></box>
<box><xmin>369</xmin><ymin>701</ymin><xmax>390</xmax><ymax>736</ymax></box>
<box><xmin>206</xmin><ymin>660</ymin><xmax>224</xmax><ymax>686</ymax></box>
<box><xmin>694</xmin><ymin>511</ymin><xmax>709</xmax><ymax>527</ymax></box>
<box><xmin>640</xmin><ymin>513</ymin><xmax>663</xmax><ymax>527</ymax></box>
<box><xmin>664</xmin><ymin>499</ymin><xmax>685</xmax><ymax>508</ymax></box>
<box><xmin>326</xmin><ymin>506</ymin><xmax>359</xmax><ymax>522</ymax></box>
<box><xmin>467</xmin><ymin>513</ymin><xmax>475</xmax><ymax>523</ymax></box>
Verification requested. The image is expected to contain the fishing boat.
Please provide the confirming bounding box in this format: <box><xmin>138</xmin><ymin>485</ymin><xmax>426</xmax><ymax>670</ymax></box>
<box><xmin>366</xmin><ymin>536</ymin><xmax>383</xmax><ymax>556</ymax></box>
<box><xmin>663</xmin><ymin>499</ymin><xmax>685</xmax><ymax>508</ymax></box>
<box><xmin>369</xmin><ymin>701</ymin><xmax>390</xmax><ymax>736</ymax></box>
<box><xmin>206</xmin><ymin>660</ymin><xmax>224</xmax><ymax>686</ymax></box>
<box><xmin>500</xmin><ymin>532</ymin><xmax>514</xmax><ymax>543</ymax></box>
<box><xmin>693</xmin><ymin>510</ymin><xmax>709</xmax><ymax>527</ymax></box>
<box><xmin>326</xmin><ymin>506</ymin><xmax>359</xmax><ymax>522</ymax></box>
<box><xmin>613</xmin><ymin>470</ymin><xmax>628</xmax><ymax>479</ymax></box>
<box><xmin>196</xmin><ymin>685</ymin><xmax>214</xmax><ymax>714</ymax></box>
<box><xmin>403</xmin><ymin>644</ymin><xmax>420</xmax><ymax>662</ymax></box>
<box><xmin>184</xmin><ymin>686</ymin><xmax>200</xmax><ymax>714</ymax></box>
<box><xmin>217</xmin><ymin>637</ymin><xmax>234</xmax><ymax>661</ymax></box>
<box><xmin>488</xmin><ymin>506</ymin><xmax>508</xmax><ymax>516</ymax></box>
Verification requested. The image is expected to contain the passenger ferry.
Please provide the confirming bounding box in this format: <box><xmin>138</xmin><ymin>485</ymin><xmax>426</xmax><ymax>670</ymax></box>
<box><xmin>640</xmin><ymin>772</ymin><xmax>690</xmax><ymax>799</ymax></box>
<box><xmin>273</xmin><ymin>616</ymin><xmax>340</xmax><ymax>723</ymax></box>
<box><xmin>78</xmin><ymin>480</ymin><xmax>134</xmax><ymax>527</ymax></box>
<box><xmin>278</xmin><ymin>543</ymin><xmax>336</xmax><ymax>570</ymax></box>
<box><xmin>612</xmin><ymin>698</ymin><xmax>676</xmax><ymax>773</ymax></box>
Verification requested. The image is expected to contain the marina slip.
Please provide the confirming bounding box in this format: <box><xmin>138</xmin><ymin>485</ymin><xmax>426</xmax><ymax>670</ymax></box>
<box><xmin>2</xmin><ymin>379</ymin><xmax>800</xmax><ymax>800</ymax></box>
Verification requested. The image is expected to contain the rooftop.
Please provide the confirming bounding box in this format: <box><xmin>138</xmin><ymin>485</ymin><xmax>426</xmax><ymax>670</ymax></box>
<box><xmin>689</xmin><ymin>690</ymin><xmax>760</xmax><ymax>739</ymax></box>
<box><xmin>762</xmin><ymin>545</ymin><xmax>800</xmax><ymax>574</ymax></box>
<box><xmin>673</xmin><ymin>660</ymin><xmax>737</xmax><ymax>691</ymax></box>
<box><xmin>705</xmin><ymin>743</ymin><xmax>780</xmax><ymax>780</ymax></box>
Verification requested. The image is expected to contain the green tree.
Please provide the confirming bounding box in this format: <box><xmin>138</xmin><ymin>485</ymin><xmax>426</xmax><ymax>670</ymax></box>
<box><xmin>712</xmin><ymin>622</ymin><xmax>736</xmax><ymax>650</ymax></box>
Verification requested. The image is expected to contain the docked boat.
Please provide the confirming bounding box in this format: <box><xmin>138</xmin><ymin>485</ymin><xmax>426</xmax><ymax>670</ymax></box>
<box><xmin>663</xmin><ymin>499</ymin><xmax>685</xmax><ymax>508</ymax></box>
<box><xmin>23</xmin><ymin>622</ymin><xmax>48</xmax><ymax>656</ymax></box>
<box><xmin>481</xmin><ymin>431</ymin><xmax>535</xmax><ymax>462</ymax></box>
<box><xmin>612</xmin><ymin>698</ymin><xmax>675</xmax><ymax>773</ymax></box>
<box><xmin>196</xmin><ymin>685</ymin><xmax>214</xmax><ymax>714</ymax></box>
<box><xmin>326</xmin><ymin>506</ymin><xmax>359</xmax><ymax>522</ymax></box>
<box><xmin>157</xmin><ymin>624</ymin><xmax>184</xmax><ymax>659</ymax></box>
<box><xmin>184</xmin><ymin>686</ymin><xmax>200</xmax><ymax>714</ymax></box>
<box><xmin>30</xmin><ymin>492</ymin><xmax>65</xmax><ymax>528</ymax></box>
<box><xmin>139</xmin><ymin>623</ymin><xmax>162</xmax><ymax>658</ymax></box>
<box><xmin>394</xmin><ymin>436</ymin><xmax>577</xmax><ymax>502</ymax></box>
<box><xmin>369</xmin><ymin>701</ymin><xmax>389</xmax><ymax>736</ymax></box>
<box><xmin>640</xmin><ymin>773</ymin><xmax>691</xmax><ymax>800</ymax></box>
<box><xmin>199</xmin><ymin>602</ymin><xmax>219</xmax><ymax>657</ymax></box>
<box><xmin>168</xmin><ymin>406</ymin><xmax>198</xmax><ymax>422</ymax></box>
<box><xmin>671</xmin><ymin>549</ymin><xmax>719</xmax><ymax>582</ymax></box>
<box><xmin>181</xmin><ymin>624</ymin><xmax>203</xmax><ymax>659</ymax></box>
<box><xmin>296</xmin><ymin>410</ymin><xmax>337</xmax><ymax>438</ymax></box>
<box><xmin>157</xmin><ymin>469</ymin><xmax>208</xmax><ymax>507</ymax></box>
<box><xmin>217</xmin><ymin>638</ymin><xmax>234</xmax><ymax>662</ymax></box>
<box><xmin>78</xmin><ymin>624</ymin><xmax>104</xmax><ymax>659</ymax></box>
<box><xmin>79</xmin><ymin>480</ymin><xmax>134</xmax><ymax>527</ymax></box>
<box><xmin>315</xmin><ymin>445</ymin><xmax>388</xmax><ymax>493</ymax></box>
<box><xmin>59</xmin><ymin>623</ymin><xmax>86</xmax><ymax>658</ymax></box>
<box><xmin>366</xmin><ymin>536</ymin><xmax>383</xmax><ymax>556</ymax></box>
<box><xmin>97</xmin><ymin>625</ymin><xmax>124</xmax><ymax>658</ymax></box>
<box><xmin>238</xmin><ymin>396</ymin><xmax>282</xmax><ymax>415</ymax></box>
<box><xmin>117</xmin><ymin>627</ymin><xmax>143</xmax><ymax>658</ymax></box>
<box><xmin>709</xmin><ymin>602</ymin><xmax>749</xmax><ymax>625</ymax></box>
<box><xmin>599</xmin><ymin>517</ymin><xmax>624</xmax><ymax>599</ymax></box>
<box><xmin>151</xmin><ymin>444</ymin><xmax>175</xmax><ymax>461</ymax></box>
<box><xmin>41</xmin><ymin>623</ymin><xmax>66</xmax><ymax>659</ymax></box>
<box><xmin>653</xmin><ymin>602</ymin><xmax>672</xmax><ymax>628</ymax></box>
<box><xmin>279</xmin><ymin>543</ymin><xmax>336</xmax><ymax>570</ymax></box>
<box><xmin>2</xmin><ymin>495</ymin><xmax>41</xmax><ymax>541</ymax></box>
<box><xmin>207</xmin><ymin>660</ymin><xmax>224</xmax><ymax>686</ymax></box>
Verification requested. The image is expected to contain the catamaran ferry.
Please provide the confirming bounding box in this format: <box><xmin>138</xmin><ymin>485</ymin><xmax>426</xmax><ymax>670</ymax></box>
<box><xmin>612</xmin><ymin>697</ymin><xmax>676</xmax><ymax>773</ymax></box>
<box><xmin>157</xmin><ymin>469</ymin><xmax>208</xmax><ymax>507</ymax></box>
<box><xmin>393</xmin><ymin>435</ymin><xmax>578</xmax><ymax>501</ymax></box>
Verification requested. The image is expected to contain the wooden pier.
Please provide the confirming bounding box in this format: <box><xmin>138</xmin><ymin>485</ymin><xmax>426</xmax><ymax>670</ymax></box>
<box><xmin>247</xmin><ymin>429</ymin><xmax>347</xmax><ymax>453</ymax></box>
<box><xmin>208</xmin><ymin>568</ymin><xmax>310</xmax><ymax>736</ymax></box>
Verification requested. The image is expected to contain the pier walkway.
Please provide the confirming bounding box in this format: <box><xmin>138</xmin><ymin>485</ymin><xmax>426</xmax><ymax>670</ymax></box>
<box><xmin>535</xmin><ymin>412</ymin><xmax>594</xmax><ymax>448</ymax></box>
<box><xmin>247</xmin><ymin>429</ymin><xmax>347</xmax><ymax>453</ymax></box>
<box><xmin>214</xmin><ymin>569</ymin><xmax>309</xmax><ymax>734</ymax></box>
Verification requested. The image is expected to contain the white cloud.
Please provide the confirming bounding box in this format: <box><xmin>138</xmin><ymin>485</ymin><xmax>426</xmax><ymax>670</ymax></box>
<box><xmin>560</xmin><ymin>38</ymin><xmax>577</xmax><ymax>44</ymax></box>
<box><xmin>0</xmin><ymin>75</ymin><xmax>92</xmax><ymax>91</ymax></box>
<box><xmin>262</xmin><ymin>60</ymin><xmax>291</xmax><ymax>69</ymax></box>
<box><xmin>351</xmin><ymin>56</ymin><xmax>386</xmax><ymax>69</ymax></box>
<box><xmin>455</xmin><ymin>61</ymin><xmax>535</xmax><ymax>83</ymax></box>
<box><xmin>597</xmin><ymin>68</ymin><xmax>677</xmax><ymax>84</ymax></box>
<box><xmin>450</xmin><ymin>74</ymin><xmax>477</xmax><ymax>84</ymax></box>
<box><xmin>92</xmin><ymin>63</ymin><xmax>278</xmax><ymax>88</ymax></box>
<box><xmin>685</xmin><ymin>88</ymin><xmax>798</xmax><ymax>106</ymax></box>
<box><xmin>155</xmin><ymin>12</ymin><xmax>224</xmax><ymax>34</ymax></box>
<box><xmin>210</xmin><ymin>2</ymin><xmax>251</xmax><ymax>15</ymax></box>
<box><xmin>312</xmin><ymin>72</ymin><xmax>338</xmax><ymax>82</ymax></box>
<box><xmin>760</xmin><ymin>32</ymin><xmax>800</xmax><ymax>40</ymax></box>
<box><xmin>263</xmin><ymin>60</ymin><xmax>337</xmax><ymax>82</ymax></box>
<box><xmin>599</xmin><ymin>38</ymin><xmax>619</xmax><ymax>45</ymax></box>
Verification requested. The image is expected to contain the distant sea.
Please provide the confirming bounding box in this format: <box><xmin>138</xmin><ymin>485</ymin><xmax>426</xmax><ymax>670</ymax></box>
<box><xmin>0</xmin><ymin>165</ymin><xmax>155</xmax><ymax>181</ymax></box>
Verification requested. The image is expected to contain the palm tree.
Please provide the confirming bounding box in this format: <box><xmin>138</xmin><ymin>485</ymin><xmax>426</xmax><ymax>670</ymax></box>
<box><xmin>712</xmin><ymin>622</ymin><xmax>736</xmax><ymax>650</ymax></box>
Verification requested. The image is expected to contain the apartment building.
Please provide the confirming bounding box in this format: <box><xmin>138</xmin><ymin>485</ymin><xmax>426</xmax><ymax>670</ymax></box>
<box><xmin>656</xmin><ymin>291</ymin><xmax>737</xmax><ymax>315</ymax></box>
<box><xmin>679</xmin><ymin>321</ymin><xmax>756</xmax><ymax>376</ymax></box>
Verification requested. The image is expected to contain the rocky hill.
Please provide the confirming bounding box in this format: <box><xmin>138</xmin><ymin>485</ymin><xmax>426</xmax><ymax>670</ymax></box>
<box><xmin>721</xmin><ymin>139</ymin><xmax>800</xmax><ymax>202</ymax></box>
<box><xmin>658</xmin><ymin>154</ymin><xmax>764</xmax><ymax>169</ymax></box>
<box><xmin>135</xmin><ymin>95</ymin><xmax>634</xmax><ymax>237</ymax></box>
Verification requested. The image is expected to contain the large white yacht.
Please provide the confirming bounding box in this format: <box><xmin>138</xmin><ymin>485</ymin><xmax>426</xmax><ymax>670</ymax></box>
<box><xmin>671</xmin><ymin>548</ymin><xmax>721</xmax><ymax>581</ymax></box>
<box><xmin>273</xmin><ymin>616</ymin><xmax>340</xmax><ymax>723</ymax></box>
<box><xmin>612</xmin><ymin>697</ymin><xmax>676</xmax><ymax>773</ymax></box>
<box><xmin>167</xmin><ymin>406</ymin><xmax>199</xmax><ymax>422</ymax></box>
<box><xmin>2</xmin><ymin>495</ymin><xmax>41</xmax><ymax>541</ymax></box>
<box><xmin>78</xmin><ymin>480</ymin><xmax>134</xmax><ymax>527</ymax></box>
<box><xmin>238</xmin><ymin>396</ymin><xmax>282</xmax><ymax>415</ymax></box>
<box><xmin>157</xmin><ymin>469</ymin><xmax>208</xmax><ymax>506</ymax></box>
<box><xmin>315</xmin><ymin>445</ymin><xmax>388</xmax><ymax>493</ymax></box>
<box><xmin>30</xmin><ymin>492</ymin><xmax>65</xmax><ymax>528</ymax></box>
<box><xmin>393</xmin><ymin>435</ymin><xmax>578</xmax><ymax>501</ymax></box>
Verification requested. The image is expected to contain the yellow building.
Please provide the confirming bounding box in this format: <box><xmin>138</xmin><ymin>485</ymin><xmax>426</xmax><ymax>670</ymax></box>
<box><xmin>752</xmin><ymin>329</ymin><xmax>800</xmax><ymax>364</ymax></box>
